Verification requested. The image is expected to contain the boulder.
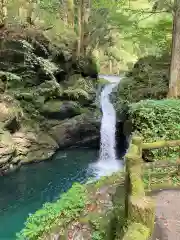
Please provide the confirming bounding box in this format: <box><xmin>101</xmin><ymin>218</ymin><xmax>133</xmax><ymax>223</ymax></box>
<box><xmin>0</xmin><ymin>94</ymin><xmax>23</xmax><ymax>132</ymax></box>
<box><xmin>12</xmin><ymin>130</ymin><xmax>59</xmax><ymax>164</ymax></box>
<box><xmin>0</xmin><ymin>27</ymin><xmax>99</xmax><ymax>175</ymax></box>
<box><xmin>0</xmin><ymin>127</ymin><xmax>59</xmax><ymax>175</ymax></box>
<box><xmin>49</xmin><ymin>112</ymin><xmax>101</xmax><ymax>149</ymax></box>
<box><xmin>42</xmin><ymin>100</ymin><xmax>82</xmax><ymax>120</ymax></box>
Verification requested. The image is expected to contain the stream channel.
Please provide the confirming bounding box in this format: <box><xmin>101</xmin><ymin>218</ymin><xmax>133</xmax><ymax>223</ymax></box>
<box><xmin>0</xmin><ymin>75</ymin><xmax>125</xmax><ymax>239</ymax></box>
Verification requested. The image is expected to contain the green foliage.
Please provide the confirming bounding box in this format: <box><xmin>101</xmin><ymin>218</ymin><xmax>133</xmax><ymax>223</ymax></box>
<box><xmin>36</xmin><ymin>80</ymin><xmax>63</xmax><ymax>99</ymax></box>
<box><xmin>63</xmin><ymin>88</ymin><xmax>90</xmax><ymax>100</ymax></box>
<box><xmin>88</xmin><ymin>210</ymin><xmax>116</xmax><ymax>240</ymax></box>
<box><xmin>6</xmin><ymin>0</ymin><xmax>173</xmax><ymax>74</ymax></box>
<box><xmin>96</xmin><ymin>0</ymin><xmax>172</xmax><ymax>73</ymax></box>
<box><xmin>0</xmin><ymin>71</ymin><xmax>21</xmax><ymax>90</ymax></box>
<box><xmin>122</xmin><ymin>223</ymin><xmax>150</xmax><ymax>240</ymax></box>
<box><xmin>143</xmin><ymin>164</ymin><xmax>180</xmax><ymax>190</ymax></box>
<box><xmin>17</xmin><ymin>183</ymin><xmax>88</xmax><ymax>240</ymax></box>
<box><xmin>117</xmin><ymin>53</ymin><xmax>169</xmax><ymax>103</ymax></box>
<box><xmin>129</xmin><ymin>99</ymin><xmax>180</xmax><ymax>161</ymax></box>
<box><xmin>90</xmin><ymin>214</ymin><xmax>107</xmax><ymax>240</ymax></box>
<box><xmin>63</xmin><ymin>76</ymin><xmax>95</xmax><ymax>101</ymax></box>
<box><xmin>92</xmin><ymin>231</ymin><xmax>104</xmax><ymax>240</ymax></box>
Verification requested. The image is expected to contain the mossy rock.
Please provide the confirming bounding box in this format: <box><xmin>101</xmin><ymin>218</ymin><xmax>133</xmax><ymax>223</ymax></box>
<box><xmin>49</xmin><ymin>111</ymin><xmax>100</xmax><ymax>148</ymax></box>
<box><xmin>0</xmin><ymin>71</ymin><xmax>22</xmax><ymax>92</ymax></box>
<box><xmin>128</xmin><ymin>196</ymin><xmax>155</xmax><ymax>233</ymax></box>
<box><xmin>0</xmin><ymin>27</ymin><xmax>100</xmax><ymax>174</ymax></box>
<box><xmin>0</xmin><ymin>36</ymin><xmax>59</xmax><ymax>88</ymax></box>
<box><xmin>0</xmin><ymin>95</ymin><xmax>22</xmax><ymax>131</ymax></box>
<box><xmin>41</xmin><ymin>100</ymin><xmax>82</xmax><ymax>120</ymax></box>
<box><xmin>42</xmin><ymin>100</ymin><xmax>63</xmax><ymax>113</ymax></box>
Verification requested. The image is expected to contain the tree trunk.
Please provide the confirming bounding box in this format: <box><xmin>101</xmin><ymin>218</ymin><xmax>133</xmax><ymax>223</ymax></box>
<box><xmin>80</xmin><ymin>0</ymin><xmax>85</xmax><ymax>55</ymax></box>
<box><xmin>168</xmin><ymin>0</ymin><xmax>180</xmax><ymax>98</ymax></box>
<box><xmin>76</xmin><ymin>0</ymin><xmax>90</xmax><ymax>57</ymax></box>
<box><xmin>0</xmin><ymin>0</ymin><xmax>7</xmax><ymax>28</ymax></box>
<box><xmin>67</xmin><ymin>0</ymin><xmax>74</xmax><ymax>28</ymax></box>
<box><xmin>61</xmin><ymin>0</ymin><xmax>68</xmax><ymax>25</ymax></box>
<box><xmin>77</xmin><ymin>0</ymin><xmax>82</xmax><ymax>57</ymax></box>
<box><xmin>82</xmin><ymin>0</ymin><xmax>91</xmax><ymax>55</ymax></box>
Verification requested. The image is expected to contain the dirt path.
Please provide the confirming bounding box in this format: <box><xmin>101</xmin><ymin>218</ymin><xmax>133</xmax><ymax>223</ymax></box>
<box><xmin>150</xmin><ymin>189</ymin><xmax>180</xmax><ymax>240</ymax></box>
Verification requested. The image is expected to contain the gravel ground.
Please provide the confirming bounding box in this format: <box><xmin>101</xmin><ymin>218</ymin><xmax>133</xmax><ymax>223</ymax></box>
<box><xmin>151</xmin><ymin>190</ymin><xmax>180</xmax><ymax>240</ymax></box>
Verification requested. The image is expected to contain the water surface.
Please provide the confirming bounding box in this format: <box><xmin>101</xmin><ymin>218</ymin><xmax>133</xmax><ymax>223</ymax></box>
<box><xmin>0</xmin><ymin>149</ymin><xmax>98</xmax><ymax>239</ymax></box>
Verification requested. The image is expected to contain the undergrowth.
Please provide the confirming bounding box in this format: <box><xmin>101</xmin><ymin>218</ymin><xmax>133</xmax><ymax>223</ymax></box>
<box><xmin>16</xmin><ymin>165</ymin><xmax>180</xmax><ymax>240</ymax></box>
<box><xmin>129</xmin><ymin>99</ymin><xmax>180</xmax><ymax>161</ymax></box>
<box><xmin>143</xmin><ymin>165</ymin><xmax>180</xmax><ymax>190</ymax></box>
<box><xmin>17</xmin><ymin>183</ymin><xmax>88</xmax><ymax>240</ymax></box>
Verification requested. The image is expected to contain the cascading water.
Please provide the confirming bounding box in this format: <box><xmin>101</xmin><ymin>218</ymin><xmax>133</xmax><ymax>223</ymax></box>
<box><xmin>99</xmin><ymin>83</ymin><xmax>117</xmax><ymax>161</ymax></box>
<box><xmin>90</xmin><ymin>75</ymin><xmax>122</xmax><ymax>177</ymax></box>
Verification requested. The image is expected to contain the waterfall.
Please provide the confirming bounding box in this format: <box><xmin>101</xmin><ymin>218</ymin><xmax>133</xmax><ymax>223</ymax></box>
<box><xmin>90</xmin><ymin>75</ymin><xmax>122</xmax><ymax>177</ymax></box>
<box><xmin>99</xmin><ymin>82</ymin><xmax>117</xmax><ymax>162</ymax></box>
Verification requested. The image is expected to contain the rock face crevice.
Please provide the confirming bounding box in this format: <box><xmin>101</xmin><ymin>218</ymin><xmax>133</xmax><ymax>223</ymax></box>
<box><xmin>0</xmin><ymin>27</ymin><xmax>100</xmax><ymax>175</ymax></box>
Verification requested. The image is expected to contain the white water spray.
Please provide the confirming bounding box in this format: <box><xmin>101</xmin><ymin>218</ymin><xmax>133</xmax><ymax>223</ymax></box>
<box><xmin>90</xmin><ymin>75</ymin><xmax>122</xmax><ymax>177</ymax></box>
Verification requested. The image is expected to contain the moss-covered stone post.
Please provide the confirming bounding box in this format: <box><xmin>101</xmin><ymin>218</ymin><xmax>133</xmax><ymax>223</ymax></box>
<box><xmin>128</xmin><ymin>196</ymin><xmax>155</xmax><ymax>233</ymax></box>
<box><xmin>122</xmin><ymin>223</ymin><xmax>150</xmax><ymax>240</ymax></box>
<box><xmin>125</xmin><ymin>139</ymin><xmax>144</xmax><ymax>217</ymax></box>
<box><xmin>132</xmin><ymin>135</ymin><xmax>143</xmax><ymax>158</ymax></box>
<box><xmin>124</xmin><ymin>135</ymin><xmax>155</xmax><ymax>238</ymax></box>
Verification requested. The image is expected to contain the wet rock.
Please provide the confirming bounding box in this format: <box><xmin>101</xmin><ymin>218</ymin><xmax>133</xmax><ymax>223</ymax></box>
<box><xmin>0</xmin><ymin>100</ymin><xmax>21</xmax><ymax>129</ymax></box>
<box><xmin>12</xmin><ymin>130</ymin><xmax>59</xmax><ymax>164</ymax></box>
<box><xmin>0</xmin><ymin>27</ymin><xmax>99</xmax><ymax>175</ymax></box>
<box><xmin>50</xmin><ymin>112</ymin><xmax>101</xmax><ymax>149</ymax></box>
<box><xmin>0</xmin><ymin>147</ymin><xmax>14</xmax><ymax>165</ymax></box>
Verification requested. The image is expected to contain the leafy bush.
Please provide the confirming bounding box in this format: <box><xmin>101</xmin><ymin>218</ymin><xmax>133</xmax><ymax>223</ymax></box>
<box><xmin>17</xmin><ymin>183</ymin><xmax>88</xmax><ymax>240</ymax></box>
<box><xmin>63</xmin><ymin>75</ymin><xmax>96</xmax><ymax>102</ymax></box>
<box><xmin>117</xmin><ymin>53</ymin><xmax>169</xmax><ymax>103</ymax></box>
<box><xmin>129</xmin><ymin>99</ymin><xmax>180</xmax><ymax>161</ymax></box>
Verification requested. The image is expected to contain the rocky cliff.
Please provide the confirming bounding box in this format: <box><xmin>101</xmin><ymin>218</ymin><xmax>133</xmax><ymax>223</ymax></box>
<box><xmin>0</xmin><ymin>26</ymin><xmax>100</xmax><ymax>175</ymax></box>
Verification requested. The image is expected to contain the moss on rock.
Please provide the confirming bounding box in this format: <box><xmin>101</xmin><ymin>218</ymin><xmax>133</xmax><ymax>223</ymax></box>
<box><xmin>49</xmin><ymin>111</ymin><xmax>100</xmax><ymax>148</ymax></box>
<box><xmin>0</xmin><ymin>95</ymin><xmax>22</xmax><ymax>128</ymax></box>
<box><xmin>0</xmin><ymin>27</ymin><xmax>99</xmax><ymax>173</ymax></box>
<box><xmin>128</xmin><ymin>196</ymin><xmax>155</xmax><ymax>233</ymax></box>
